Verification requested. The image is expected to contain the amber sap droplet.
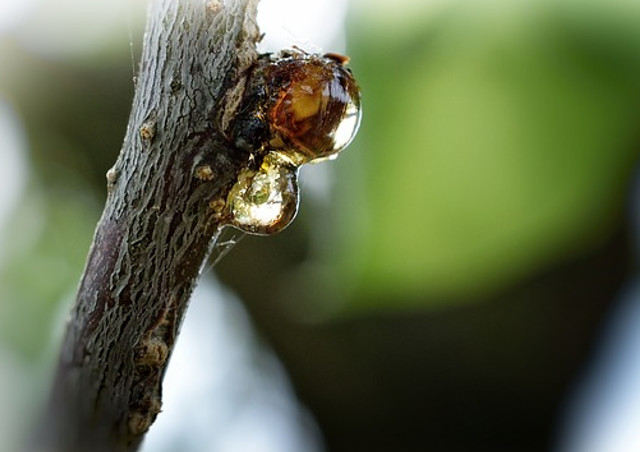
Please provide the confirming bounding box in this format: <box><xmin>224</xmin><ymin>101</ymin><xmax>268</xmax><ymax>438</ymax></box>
<box><xmin>225</xmin><ymin>50</ymin><xmax>362</xmax><ymax>236</ymax></box>
<box><xmin>226</xmin><ymin>153</ymin><xmax>299</xmax><ymax>235</ymax></box>
<box><xmin>268</xmin><ymin>52</ymin><xmax>362</xmax><ymax>164</ymax></box>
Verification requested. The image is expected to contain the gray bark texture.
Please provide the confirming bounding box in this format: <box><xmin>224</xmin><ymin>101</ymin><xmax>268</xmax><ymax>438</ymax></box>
<box><xmin>34</xmin><ymin>0</ymin><xmax>260</xmax><ymax>450</ymax></box>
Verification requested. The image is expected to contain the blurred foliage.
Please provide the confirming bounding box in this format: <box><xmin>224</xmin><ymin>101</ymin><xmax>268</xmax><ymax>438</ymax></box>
<box><xmin>324</xmin><ymin>0</ymin><xmax>640</xmax><ymax>310</ymax></box>
<box><xmin>0</xmin><ymin>190</ymin><xmax>97</xmax><ymax>358</ymax></box>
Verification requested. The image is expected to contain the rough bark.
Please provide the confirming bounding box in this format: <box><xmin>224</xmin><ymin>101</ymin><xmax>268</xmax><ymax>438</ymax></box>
<box><xmin>34</xmin><ymin>1</ymin><xmax>260</xmax><ymax>450</ymax></box>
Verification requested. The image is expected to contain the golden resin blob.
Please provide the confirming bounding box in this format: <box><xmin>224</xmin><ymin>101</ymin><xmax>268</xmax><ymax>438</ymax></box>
<box><xmin>225</xmin><ymin>50</ymin><xmax>362</xmax><ymax>235</ymax></box>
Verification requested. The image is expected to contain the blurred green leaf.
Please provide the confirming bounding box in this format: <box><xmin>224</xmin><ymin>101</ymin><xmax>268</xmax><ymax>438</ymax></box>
<box><xmin>0</xmin><ymin>190</ymin><xmax>98</xmax><ymax>358</ymax></box>
<box><xmin>331</xmin><ymin>1</ymin><xmax>640</xmax><ymax>310</ymax></box>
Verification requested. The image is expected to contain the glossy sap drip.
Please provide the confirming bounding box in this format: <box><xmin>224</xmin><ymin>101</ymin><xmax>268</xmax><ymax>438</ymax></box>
<box><xmin>225</xmin><ymin>50</ymin><xmax>362</xmax><ymax>235</ymax></box>
<box><xmin>269</xmin><ymin>56</ymin><xmax>362</xmax><ymax>165</ymax></box>
<box><xmin>226</xmin><ymin>153</ymin><xmax>299</xmax><ymax>235</ymax></box>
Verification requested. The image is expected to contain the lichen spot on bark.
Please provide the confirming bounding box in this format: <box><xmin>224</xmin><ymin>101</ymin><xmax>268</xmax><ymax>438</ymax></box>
<box><xmin>209</xmin><ymin>198</ymin><xmax>226</xmax><ymax>218</ymax></box>
<box><xmin>195</xmin><ymin>165</ymin><xmax>214</xmax><ymax>181</ymax></box>
<box><xmin>128</xmin><ymin>411</ymin><xmax>152</xmax><ymax>436</ymax></box>
<box><xmin>206</xmin><ymin>0</ymin><xmax>223</xmax><ymax>14</ymax></box>
<box><xmin>139</xmin><ymin>119</ymin><xmax>156</xmax><ymax>144</ymax></box>
<box><xmin>134</xmin><ymin>336</ymin><xmax>169</xmax><ymax>368</ymax></box>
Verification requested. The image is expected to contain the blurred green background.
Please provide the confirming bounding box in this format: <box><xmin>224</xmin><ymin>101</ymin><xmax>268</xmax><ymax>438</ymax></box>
<box><xmin>2</xmin><ymin>0</ymin><xmax>640</xmax><ymax>451</ymax></box>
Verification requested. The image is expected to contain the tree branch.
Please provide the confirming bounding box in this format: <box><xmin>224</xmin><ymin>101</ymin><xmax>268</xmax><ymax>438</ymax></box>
<box><xmin>34</xmin><ymin>1</ymin><xmax>260</xmax><ymax>450</ymax></box>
